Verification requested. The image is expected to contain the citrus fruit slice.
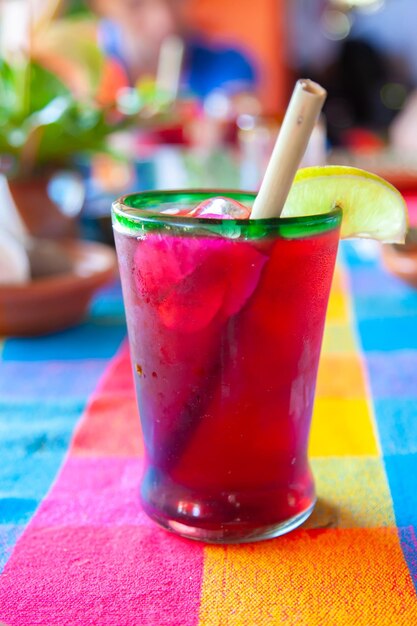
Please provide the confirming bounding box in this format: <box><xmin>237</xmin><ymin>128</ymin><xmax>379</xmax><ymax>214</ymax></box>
<box><xmin>281</xmin><ymin>166</ymin><xmax>408</xmax><ymax>243</ymax></box>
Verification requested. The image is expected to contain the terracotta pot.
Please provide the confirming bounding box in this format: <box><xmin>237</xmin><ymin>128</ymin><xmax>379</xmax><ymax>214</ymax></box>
<box><xmin>8</xmin><ymin>171</ymin><xmax>85</xmax><ymax>239</ymax></box>
<box><xmin>0</xmin><ymin>239</ymin><xmax>117</xmax><ymax>336</ymax></box>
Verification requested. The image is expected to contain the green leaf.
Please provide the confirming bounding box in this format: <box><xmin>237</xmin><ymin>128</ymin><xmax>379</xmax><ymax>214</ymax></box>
<box><xmin>28</xmin><ymin>63</ymin><xmax>70</xmax><ymax>113</ymax></box>
<box><xmin>0</xmin><ymin>58</ymin><xmax>130</xmax><ymax>175</ymax></box>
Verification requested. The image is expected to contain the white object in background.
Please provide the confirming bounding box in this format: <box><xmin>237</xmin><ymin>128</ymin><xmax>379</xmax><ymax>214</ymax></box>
<box><xmin>0</xmin><ymin>230</ymin><xmax>30</xmax><ymax>284</ymax></box>
<box><xmin>300</xmin><ymin>117</ymin><xmax>327</xmax><ymax>167</ymax></box>
<box><xmin>390</xmin><ymin>90</ymin><xmax>417</xmax><ymax>153</ymax></box>
<box><xmin>47</xmin><ymin>171</ymin><xmax>85</xmax><ymax>217</ymax></box>
<box><xmin>349</xmin><ymin>239</ymin><xmax>381</xmax><ymax>262</ymax></box>
<box><xmin>239</xmin><ymin>124</ymin><xmax>271</xmax><ymax>191</ymax></box>
<box><xmin>0</xmin><ymin>176</ymin><xmax>31</xmax><ymax>284</ymax></box>
<box><xmin>0</xmin><ymin>0</ymin><xmax>30</xmax><ymax>57</ymax></box>
<box><xmin>0</xmin><ymin>176</ymin><xmax>28</xmax><ymax>244</ymax></box>
<box><xmin>156</xmin><ymin>35</ymin><xmax>185</xmax><ymax>102</ymax></box>
<box><xmin>154</xmin><ymin>147</ymin><xmax>189</xmax><ymax>189</ymax></box>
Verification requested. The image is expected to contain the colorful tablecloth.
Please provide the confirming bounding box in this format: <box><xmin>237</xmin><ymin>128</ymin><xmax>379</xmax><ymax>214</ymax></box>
<box><xmin>1</xmin><ymin>240</ymin><xmax>417</xmax><ymax>625</ymax></box>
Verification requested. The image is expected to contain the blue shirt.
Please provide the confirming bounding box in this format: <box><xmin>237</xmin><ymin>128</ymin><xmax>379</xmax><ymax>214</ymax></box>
<box><xmin>184</xmin><ymin>40</ymin><xmax>256</xmax><ymax>99</ymax></box>
<box><xmin>99</xmin><ymin>20</ymin><xmax>257</xmax><ymax>99</ymax></box>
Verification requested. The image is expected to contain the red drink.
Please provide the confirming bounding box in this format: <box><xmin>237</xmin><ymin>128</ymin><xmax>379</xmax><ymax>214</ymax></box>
<box><xmin>113</xmin><ymin>191</ymin><xmax>341</xmax><ymax>542</ymax></box>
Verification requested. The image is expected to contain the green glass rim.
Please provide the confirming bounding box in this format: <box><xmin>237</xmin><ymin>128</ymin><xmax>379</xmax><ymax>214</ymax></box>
<box><xmin>112</xmin><ymin>189</ymin><xmax>342</xmax><ymax>238</ymax></box>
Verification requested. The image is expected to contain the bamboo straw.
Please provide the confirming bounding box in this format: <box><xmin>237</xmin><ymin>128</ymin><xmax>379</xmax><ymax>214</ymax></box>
<box><xmin>251</xmin><ymin>79</ymin><xmax>327</xmax><ymax>219</ymax></box>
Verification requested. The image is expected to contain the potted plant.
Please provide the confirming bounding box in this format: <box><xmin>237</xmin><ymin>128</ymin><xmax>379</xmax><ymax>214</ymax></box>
<box><xmin>0</xmin><ymin>45</ymin><xmax>130</xmax><ymax>236</ymax></box>
<box><xmin>0</xmin><ymin>0</ymin><xmax>137</xmax><ymax>237</ymax></box>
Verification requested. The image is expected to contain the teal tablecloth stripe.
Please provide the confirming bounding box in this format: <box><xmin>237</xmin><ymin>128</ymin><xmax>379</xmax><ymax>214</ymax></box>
<box><xmin>0</xmin><ymin>281</ymin><xmax>127</xmax><ymax>573</ymax></box>
<box><xmin>345</xmin><ymin>240</ymin><xmax>417</xmax><ymax>590</ymax></box>
<box><xmin>3</xmin><ymin>320</ymin><xmax>126</xmax><ymax>361</ymax></box>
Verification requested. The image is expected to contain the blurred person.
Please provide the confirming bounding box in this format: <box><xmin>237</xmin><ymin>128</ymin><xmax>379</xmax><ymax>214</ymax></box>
<box><xmin>333</xmin><ymin>39</ymin><xmax>393</xmax><ymax>128</ymax></box>
<box><xmin>288</xmin><ymin>0</ymin><xmax>416</xmax><ymax>147</ymax></box>
<box><xmin>91</xmin><ymin>0</ymin><xmax>257</xmax><ymax>100</ymax></box>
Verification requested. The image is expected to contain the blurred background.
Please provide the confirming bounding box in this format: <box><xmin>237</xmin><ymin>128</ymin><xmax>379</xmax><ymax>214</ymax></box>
<box><xmin>1</xmin><ymin>0</ymin><xmax>417</xmax><ymax>311</ymax></box>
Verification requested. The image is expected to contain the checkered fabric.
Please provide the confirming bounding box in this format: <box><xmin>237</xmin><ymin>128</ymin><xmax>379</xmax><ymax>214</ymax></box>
<box><xmin>0</xmin><ymin>241</ymin><xmax>416</xmax><ymax>625</ymax></box>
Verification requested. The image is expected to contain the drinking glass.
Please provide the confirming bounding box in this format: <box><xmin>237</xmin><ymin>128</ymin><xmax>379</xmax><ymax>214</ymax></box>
<box><xmin>112</xmin><ymin>190</ymin><xmax>341</xmax><ymax>543</ymax></box>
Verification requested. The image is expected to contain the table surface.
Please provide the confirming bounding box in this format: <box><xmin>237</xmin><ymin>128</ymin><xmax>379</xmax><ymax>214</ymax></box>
<box><xmin>1</xmin><ymin>230</ymin><xmax>417</xmax><ymax>622</ymax></box>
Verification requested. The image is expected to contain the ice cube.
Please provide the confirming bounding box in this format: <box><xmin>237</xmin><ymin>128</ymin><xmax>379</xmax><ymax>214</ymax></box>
<box><xmin>133</xmin><ymin>232</ymin><xmax>267</xmax><ymax>333</ymax></box>
<box><xmin>189</xmin><ymin>196</ymin><xmax>251</xmax><ymax>220</ymax></box>
<box><xmin>154</xmin><ymin>241</ymin><xmax>267</xmax><ymax>332</ymax></box>
<box><xmin>134</xmin><ymin>234</ymin><xmax>223</xmax><ymax>299</ymax></box>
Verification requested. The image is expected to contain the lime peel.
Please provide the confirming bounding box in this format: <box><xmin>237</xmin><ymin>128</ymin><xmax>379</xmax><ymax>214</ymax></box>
<box><xmin>281</xmin><ymin>166</ymin><xmax>408</xmax><ymax>243</ymax></box>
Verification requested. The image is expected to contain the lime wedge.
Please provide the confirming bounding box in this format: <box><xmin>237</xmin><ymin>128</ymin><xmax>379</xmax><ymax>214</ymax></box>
<box><xmin>281</xmin><ymin>166</ymin><xmax>408</xmax><ymax>243</ymax></box>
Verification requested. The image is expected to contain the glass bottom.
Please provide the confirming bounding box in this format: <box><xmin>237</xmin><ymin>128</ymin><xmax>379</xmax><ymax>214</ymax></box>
<box><xmin>142</xmin><ymin>500</ymin><xmax>316</xmax><ymax>544</ymax></box>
